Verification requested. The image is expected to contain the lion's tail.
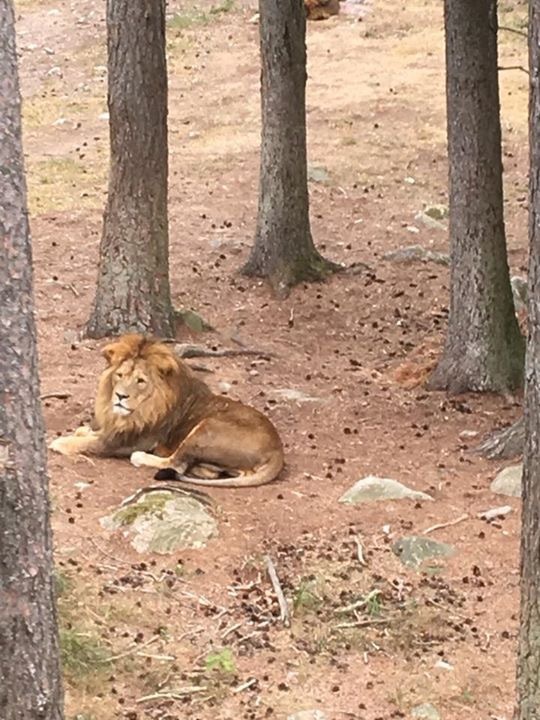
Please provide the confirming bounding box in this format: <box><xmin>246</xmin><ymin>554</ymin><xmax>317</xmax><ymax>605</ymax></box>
<box><xmin>154</xmin><ymin>451</ymin><xmax>284</xmax><ymax>488</ymax></box>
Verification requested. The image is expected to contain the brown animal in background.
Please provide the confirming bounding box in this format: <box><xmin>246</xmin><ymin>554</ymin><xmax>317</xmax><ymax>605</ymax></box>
<box><xmin>305</xmin><ymin>0</ymin><xmax>340</xmax><ymax>21</ymax></box>
<box><xmin>49</xmin><ymin>334</ymin><xmax>284</xmax><ymax>487</ymax></box>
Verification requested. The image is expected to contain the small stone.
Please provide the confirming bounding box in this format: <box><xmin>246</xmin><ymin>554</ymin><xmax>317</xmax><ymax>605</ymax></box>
<box><xmin>307</xmin><ymin>165</ymin><xmax>331</xmax><ymax>184</ymax></box>
<box><xmin>392</xmin><ymin>535</ymin><xmax>454</xmax><ymax>570</ymax></box>
<box><xmin>478</xmin><ymin>505</ymin><xmax>513</xmax><ymax>521</ymax></box>
<box><xmin>287</xmin><ymin>712</ymin><xmax>328</xmax><ymax>720</ymax></box>
<box><xmin>411</xmin><ymin>703</ymin><xmax>440</xmax><ymax>720</ymax></box>
<box><xmin>404</xmin><ymin>176</ymin><xmax>416</xmax><ymax>184</ymax></box>
<box><xmin>414</xmin><ymin>211</ymin><xmax>446</xmax><ymax>231</ymax></box>
<box><xmin>98</xmin><ymin>112</ymin><xmax>109</xmax><ymax>121</ymax></box>
<box><xmin>218</xmin><ymin>381</ymin><xmax>232</xmax><ymax>393</ymax></box>
<box><xmin>339</xmin><ymin>476</ymin><xmax>433</xmax><ymax>505</ymax></box>
<box><xmin>248</xmin><ymin>12</ymin><xmax>259</xmax><ymax>23</ymax></box>
<box><xmin>434</xmin><ymin>659</ymin><xmax>453</xmax><ymax>671</ymax></box>
<box><xmin>406</xmin><ymin>225</ymin><xmax>420</xmax><ymax>234</ymax></box>
<box><xmin>47</xmin><ymin>66</ymin><xmax>63</xmax><ymax>78</ymax></box>
<box><xmin>423</xmin><ymin>204</ymin><xmax>448</xmax><ymax>221</ymax></box>
<box><xmin>490</xmin><ymin>464</ymin><xmax>522</xmax><ymax>497</ymax></box>
<box><xmin>459</xmin><ymin>429</ymin><xmax>478</xmax><ymax>439</ymax></box>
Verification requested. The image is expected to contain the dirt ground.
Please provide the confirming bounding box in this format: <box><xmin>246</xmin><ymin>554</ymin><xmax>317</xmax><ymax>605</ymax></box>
<box><xmin>14</xmin><ymin>0</ymin><xmax>530</xmax><ymax>717</ymax></box>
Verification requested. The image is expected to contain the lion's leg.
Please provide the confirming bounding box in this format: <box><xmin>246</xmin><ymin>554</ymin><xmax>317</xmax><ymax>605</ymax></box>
<box><xmin>130</xmin><ymin>422</ymin><xmax>208</xmax><ymax>472</ymax></box>
<box><xmin>49</xmin><ymin>429</ymin><xmax>105</xmax><ymax>457</ymax></box>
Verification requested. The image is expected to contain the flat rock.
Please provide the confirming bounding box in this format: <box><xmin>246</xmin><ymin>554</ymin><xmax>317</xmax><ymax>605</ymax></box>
<box><xmin>384</xmin><ymin>244</ymin><xmax>449</xmax><ymax>266</ymax></box>
<box><xmin>101</xmin><ymin>490</ymin><xmax>218</xmax><ymax>554</ymax></box>
<box><xmin>288</xmin><ymin>712</ymin><xmax>328</xmax><ymax>720</ymax></box>
<box><xmin>392</xmin><ymin>535</ymin><xmax>454</xmax><ymax>570</ymax></box>
<box><xmin>339</xmin><ymin>476</ymin><xmax>433</xmax><ymax>504</ymax></box>
<box><xmin>411</xmin><ymin>703</ymin><xmax>440</xmax><ymax>720</ymax></box>
<box><xmin>415</xmin><ymin>211</ymin><xmax>447</xmax><ymax>231</ymax></box>
<box><xmin>490</xmin><ymin>464</ymin><xmax>522</xmax><ymax>497</ymax></box>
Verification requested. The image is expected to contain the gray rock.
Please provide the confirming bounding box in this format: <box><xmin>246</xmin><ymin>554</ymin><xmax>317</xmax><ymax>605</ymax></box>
<box><xmin>307</xmin><ymin>165</ymin><xmax>331</xmax><ymax>184</ymax></box>
<box><xmin>478</xmin><ymin>505</ymin><xmax>513</xmax><ymax>521</ymax></box>
<box><xmin>392</xmin><ymin>536</ymin><xmax>454</xmax><ymax>570</ymax></box>
<box><xmin>511</xmin><ymin>275</ymin><xmax>527</xmax><ymax>311</ymax></box>
<box><xmin>415</xmin><ymin>211</ymin><xmax>447</xmax><ymax>231</ymax></box>
<box><xmin>101</xmin><ymin>490</ymin><xmax>218</xmax><ymax>554</ymax></box>
<box><xmin>384</xmin><ymin>245</ymin><xmax>449</xmax><ymax>266</ymax></box>
<box><xmin>339</xmin><ymin>476</ymin><xmax>433</xmax><ymax>505</ymax></box>
<box><xmin>287</xmin><ymin>712</ymin><xmax>328</xmax><ymax>720</ymax></box>
<box><xmin>490</xmin><ymin>464</ymin><xmax>522</xmax><ymax>497</ymax></box>
<box><xmin>423</xmin><ymin>205</ymin><xmax>448</xmax><ymax>221</ymax></box>
<box><xmin>411</xmin><ymin>703</ymin><xmax>440</xmax><ymax>720</ymax></box>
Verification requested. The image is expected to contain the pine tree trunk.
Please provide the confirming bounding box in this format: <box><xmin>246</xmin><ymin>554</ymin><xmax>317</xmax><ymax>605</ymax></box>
<box><xmin>427</xmin><ymin>0</ymin><xmax>524</xmax><ymax>394</ymax></box>
<box><xmin>87</xmin><ymin>0</ymin><xmax>175</xmax><ymax>338</ymax></box>
<box><xmin>0</xmin><ymin>3</ymin><xmax>64</xmax><ymax>717</ymax></box>
<box><xmin>243</xmin><ymin>0</ymin><xmax>339</xmax><ymax>297</ymax></box>
<box><xmin>516</xmin><ymin>2</ymin><xmax>540</xmax><ymax>715</ymax></box>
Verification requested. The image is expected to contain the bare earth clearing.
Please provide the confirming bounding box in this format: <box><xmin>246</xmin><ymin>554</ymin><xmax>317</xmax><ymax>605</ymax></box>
<box><xmin>15</xmin><ymin>0</ymin><xmax>529</xmax><ymax>717</ymax></box>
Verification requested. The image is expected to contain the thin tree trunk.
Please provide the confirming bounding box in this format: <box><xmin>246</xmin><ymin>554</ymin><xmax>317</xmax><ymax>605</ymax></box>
<box><xmin>427</xmin><ymin>0</ymin><xmax>524</xmax><ymax>394</ymax></box>
<box><xmin>0</xmin><ymin>2</ymin><xmax>64</xmax><ymax>717</ymax></box>
<box><xmin>516</xmin><ymin>1</ymin><xmax>540</xmax><ymax>715</ymax></box>
<box><xmin>243</xmin><ymin>0</ymin><xmax>340</xmax><ymax>297</ymax></box>
<box><xmin>87</xmin><ymin>0</ymin><xmax>175</xmax><ymax>338</ymax></box>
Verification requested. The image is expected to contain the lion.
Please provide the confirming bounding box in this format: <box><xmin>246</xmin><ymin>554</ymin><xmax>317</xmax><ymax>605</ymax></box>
<box><xmin>49</xmin><ymin>334</ymin><xmax>284</xmax><ymax>488</ymax></box>
<box><xmin>305</xmin><ymin>0</ymin><xmax>340</xmax><ymax>21</ymax></box>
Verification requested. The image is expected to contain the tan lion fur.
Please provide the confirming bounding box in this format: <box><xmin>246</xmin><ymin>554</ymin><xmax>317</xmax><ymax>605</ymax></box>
<box><xmin>49</xmin><ymin>334</ymin><xmax>284</xmax><ymax>487</ymax></box>
<box><xmin>305</xmin><ymin>0</ymin><xmax>340</xmax><ymax>21</ymax></box>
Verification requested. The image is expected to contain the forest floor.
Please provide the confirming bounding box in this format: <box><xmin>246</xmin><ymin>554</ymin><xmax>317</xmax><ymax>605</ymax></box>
<box><xmin>15</xmin><ymin>0</ymin><xmax>530</xmax><ymax>717</ymax></box>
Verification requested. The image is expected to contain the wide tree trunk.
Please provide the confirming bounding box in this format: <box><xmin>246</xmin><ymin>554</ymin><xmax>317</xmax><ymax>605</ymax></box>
<box><xmin>427</xmin><ymin>0</ymin><xmax>524</xmax><ymax>394</ymax></box>
<box><xmin>516</xmin><ymin>2</ymin><xmax>540</xmax><ymax>716</ymax></box>
<box><xmin>0</xmin><ymin>3</ymin><xmax>64</xmax><ymax>718</ymax></box>
<box><xmin>243</xmin><ymin>0</ymin><xmax>339</xmax><ymax>297</ymax></box>
<box><xmin>87</xmin><ymin>0</ymin><xmax>175</xmax><ymax>338</ymax></box>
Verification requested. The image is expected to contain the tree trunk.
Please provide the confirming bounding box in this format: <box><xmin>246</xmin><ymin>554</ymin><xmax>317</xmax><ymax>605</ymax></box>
<box><xmin>427</xmin><ymin>0</ymin><xmax>524</xmax><ymax>394</ymax></box>
<box><xmin>87</xmin><ymin>0</ymin><xmax>175</xmax><ymax>338</ymax></box>
<box><xmin>475</xmin><ymin>415</ymin><xmax>525</xmax><ymax>459</ymax></box>
<box><xmin>516</xmin><ymin>2</ymin><xmax>540</xmax><ymax>715</ymax></box>
<box><xmin>243</xmin><ymin>0</ymin><xmax>339</xmax><ymax>297</ymax></box>
<box><xmin>0</xmin><ymin>3</ymin><xmax>64</xmax><ymax>718</ymax></box>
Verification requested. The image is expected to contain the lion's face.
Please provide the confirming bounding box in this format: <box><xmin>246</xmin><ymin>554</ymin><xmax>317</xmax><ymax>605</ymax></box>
<box><xmin>97</xmin><ymin>335</ymin><xmax>179</xmax><ymax>424</ymax></box>
<box><xmin>110</xmin><ymin>358</ymin><xmax>155</xmax><ymax>416</ymax></box>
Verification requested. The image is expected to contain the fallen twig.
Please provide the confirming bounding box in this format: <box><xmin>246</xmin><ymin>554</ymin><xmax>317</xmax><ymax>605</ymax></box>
<box><xmin>334</xmin><ymin>617</ymin><xmax>389</xmax><ymax>630</ymax></box>
<box><xmin>232</xmin><ymin>678</ymin><xmax>258</xmax><ymax>694</ymax></box>
<box><xmin>265</xmin><ymin>554</ymin><xmax>290</xmax><ymax>627</ymax></box>
<box><xmin>136</xmin><ymin>687</ymin><xmax>207</xmax><ymax>703</ymax></box>
<box><xmin>498</xmin><ymin>64</ymin><xmax>529</xmax><ymax>74</ymax></box>
<box><xmin>423</xmin><ymin>514</ymin><xmax>469</xmax><ymax>535</ymax></box>
<box><xmin>119</xmin><ymin>483</ymin><xmax>215</xmax><ymax>510</ymax></box>
<box><xmin>499</xmin><ymin>25</ymin><xmax>527</xmax><ymax>39</ymax></box>
<box><xmin>40</xmin><ymin>391</ymin><xmax>72</xmax><ymax>400</ymax></box>
<box><xmin>221</xmin><ymin>621</ymin><xmax>244</xmax><ymax>639</ymax></box>
<box><xmin>106</xmin><ymin>634</ymin><xmax>160</xmax><ymax>662</ymax></box>
<box><xmin>354</xmin><ymin>536</ymin><xmax>367</xmax><ymax>566</ymax></box>
<box><xmin>173</xmin><ymin>342</ymin><xmax>275</xmax><ymax>360</ymax></box>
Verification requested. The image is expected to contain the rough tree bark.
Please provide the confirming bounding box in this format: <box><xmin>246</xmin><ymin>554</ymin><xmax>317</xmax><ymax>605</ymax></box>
<box><xmin>87</xmin><ymin>0</ymin><xmax>175</xmax><ymax>338</ymax></box>
<box><xmin>476</xmin><ymin>414</ymin><xmax>524</xmax><ymax>459</ymax></box>
<box><xmin>0</xmin><ymin>2</ymin><xmax>64</xmax><ymax>718</ymax></box>
<box><xmin>516</xmin><ymin>1</ymin><xmax>540</xmax><ymax>716</ymax></box>
<box><xmin>427</xmin><ymin>0</ymin><xmax>524</xmax><ymax>394</ymax></box>
<box><xmin>243</xmin><ymin>0</ymin><xmax>339</xmax><ymax>297</ymax></box>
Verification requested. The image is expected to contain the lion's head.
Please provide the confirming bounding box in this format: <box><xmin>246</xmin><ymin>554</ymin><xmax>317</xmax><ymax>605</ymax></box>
<box><xmin>95</xmin><ymin>335</ymin><xmax>183</xmax><ymax>432</ymax></box>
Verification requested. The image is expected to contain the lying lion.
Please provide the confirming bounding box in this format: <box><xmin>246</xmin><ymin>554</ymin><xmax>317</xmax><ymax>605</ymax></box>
<box><xmin>305</xmin><ymin>0</ymin><xmax>340</xmax><ymax>21</ymax></box>
<box><xmin>49</xmin><ymin>334</ymin><xmax>284</xmax><ymax>488</ymax></box>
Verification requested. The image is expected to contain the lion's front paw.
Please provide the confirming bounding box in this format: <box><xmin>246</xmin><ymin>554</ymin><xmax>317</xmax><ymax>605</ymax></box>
<box><xmin>74</xmin><ymin>425</ymin><xmax>93</xmax><ymax>437</ymax></box>
<box><xmin>130</xmin><ymin>451</ymin><xmax>147</xmax><ymax>468</ymax></box>
<box><xmin>49</xmin><ymin>436</ymin><xmax>76</xmax><ymax>456</ymax></box>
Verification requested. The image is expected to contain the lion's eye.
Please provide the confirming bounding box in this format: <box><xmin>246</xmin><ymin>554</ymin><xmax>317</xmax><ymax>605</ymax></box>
<box><xmin>116</xmin><ymin>372</ymin><xmax>123</xmax><ymax>379</ymax></box>
<box><xmin>137</xmin><ymin>378</ymin><xmax>146</xmax><ymax>385</ymax></box>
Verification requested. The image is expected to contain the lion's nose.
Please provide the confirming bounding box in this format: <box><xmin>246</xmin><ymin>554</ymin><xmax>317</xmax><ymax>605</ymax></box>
<box><xmin>115</xmin><ymin>392</ymin><xmax>129</xmax><ymax>401</ymax></box>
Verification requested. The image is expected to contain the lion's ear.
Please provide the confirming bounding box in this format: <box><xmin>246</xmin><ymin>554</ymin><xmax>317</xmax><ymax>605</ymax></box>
<box><xmin>155</xmin><ymin>353</ymin><xmax>178</xmax><ymax>376</ymax></box>
<box><xmin>102</xmin><ymin>342</ymin><xmax>121</xmax><ymax>366</ymax></box>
